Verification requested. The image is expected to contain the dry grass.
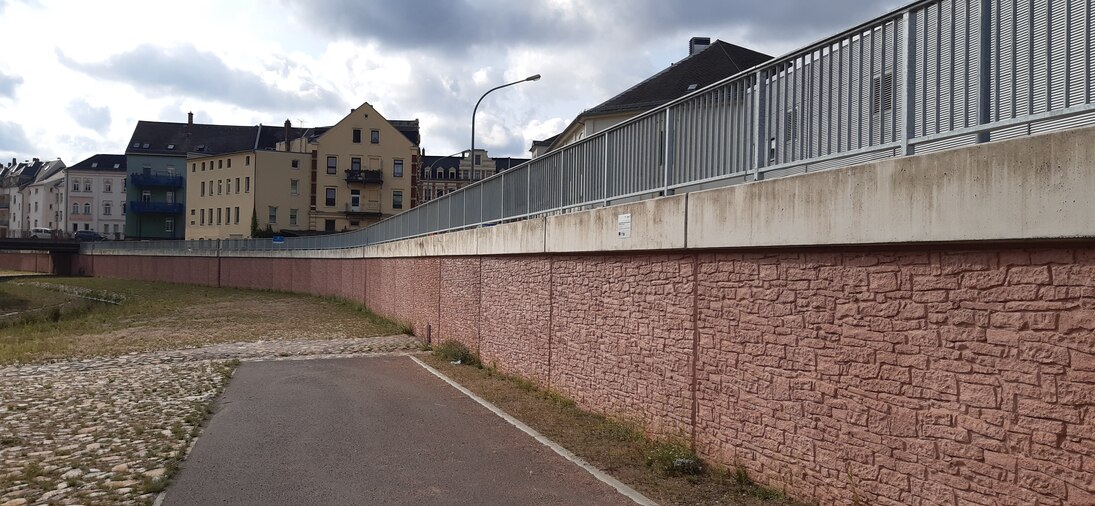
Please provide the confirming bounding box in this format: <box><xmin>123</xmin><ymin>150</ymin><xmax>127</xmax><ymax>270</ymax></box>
<box><xmin>0</xmin><ymin>277</ymin><xmax>404</xmax><ymax>364</ymax></box>
<box><xmin>423</xmin><ymin>355</ymin><xmax>803</xmax><ymax>506</ymax></box>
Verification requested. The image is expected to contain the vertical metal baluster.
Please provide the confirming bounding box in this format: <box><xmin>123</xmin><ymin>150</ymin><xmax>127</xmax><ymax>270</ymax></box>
<box><xmin>903</xmin><ymin>11</ymin><xmax>916</xmax><ymax>155</ymax></box>
<box><xmin>978</xmin><ymin>0</ymin><xmax>992</xmax><ymax>142</ymax></box>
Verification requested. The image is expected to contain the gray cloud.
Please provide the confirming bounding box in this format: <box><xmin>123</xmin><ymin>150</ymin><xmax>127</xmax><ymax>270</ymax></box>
<box><xmin>0</xmin><ymin>120</ymin><xmax>33</xmax><ymax>157</ymax></box>
<box><xmin>0</xmin><ymin>72</ymin><xmax>22</xmax><ymax>99</ymax></box>
<box><xmin>56</xmin><ymin>44</ymin><xmax>347</xmax><ymax>115</ymax></box>
<box><xmin>67</xmin><ymin>99</ymin><xmax>111</xmax><ymax>132</ymax></box>
<box><xmin>290</xmin><ymin>0</ymin><xmax>902</xmax><ymax>54</ymax></box>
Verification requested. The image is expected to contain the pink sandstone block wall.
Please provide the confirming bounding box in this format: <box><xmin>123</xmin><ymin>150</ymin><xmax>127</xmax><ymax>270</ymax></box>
<box><xmin>365</xmin><ymin>258</ymin><xmax>439</xmax><ymax>336</ymax></box>
<box><xmin>550</xmin><ymin>254</ymin><xmax>695</xmax><ymax>436</ymax></box>
<box><xmin>0</xmin><ymin>252</ymin><xmax>50</xmax><ymax>273</ymax></box>
<box><xmin>20</xmin><ymin>242</ymin><xmax>1093</xmax><ymax>505</ymax></box>
<box><xmin>478</xmin><ymin>257</ymin><xmax>551</xmax><ymax>384</ymax></box>
<box><xmin>438</xmin><ymin>257</ymin><xmax>481</xmax><ymax>350</ymax></box>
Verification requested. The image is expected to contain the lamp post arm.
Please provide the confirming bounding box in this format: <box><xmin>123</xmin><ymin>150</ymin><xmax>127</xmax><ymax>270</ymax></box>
<box><xmin>470</xmin><ymin>77</ymin><xmax>539</xmax><ymax>179</ymax></box>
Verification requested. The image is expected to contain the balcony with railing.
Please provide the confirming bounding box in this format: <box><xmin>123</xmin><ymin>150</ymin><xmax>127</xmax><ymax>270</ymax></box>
<box><xmin>345</xmin><ymin>170</ymin><xmax>383</xmax><ymax>185</ymax></box>
<box><xmin>130</xmin><ymin>172</ymin><xmax>184</xmax><ymax>188</ymax></box>
<box><xmin>345</xmin><ymin>201</ymin><xmax>382</xmax><ymax>216</ymax></box>
<box><xmin>129</xmin><ymin>201</ymin><xmax>184</xmax><ymax>214</ymax></box>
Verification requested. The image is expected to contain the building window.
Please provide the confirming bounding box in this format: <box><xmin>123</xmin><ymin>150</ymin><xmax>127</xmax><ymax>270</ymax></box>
<box><xmin>393</xmin><ymin>190</ymin><xmax>403</xmax><ymax>209</ymax></box>
<box><xmin>226</xmin><ymin>179</ymin><xmax>232</xmax><ymax>194</ymax></box>
<box><xmin>291</xmin><ymin>159</ymin><xmax>299</xmax><ymax>169</ymax></box>
<box><xmin>218</xmin><ymin>180</ymin><xmax>223</xmax><ymax>195</ymax></box>
<box><xmin>234</xmin><ymin>206</ymin><xmax>240</xmax><ymax>224</ymax></box>
<box><xmin>71</xmin><ymin>203</ymin><xmax>79</xmax><ymax>215</ymax></box>
<box><xmin>201</xmin><ymin>181</ymin><xmax>206</xmax><ymax>197</ymax></box>
<box><xmin>103</xmin><ymin>223</ymin><xmax>109</xmax><ymax>234</ymax></box>
<box><xmin>268</xmin><ymin>206</ymin><xmax>277</xmax><ymax>224</ymax></box>
<box><xmin>351</xmin><ymin>157</ymin><xmax>361</xmax><ymax>172</ymax></box>
<box><xmin>352</xmin><ymin>128</ymin><xmax>361</xmax><ymax>143</ymax></box>
<box><xmin>325</xmin><ymin>187</ymin><xmax>335</xmax><ymax>207</ymax></box>
<box><xmin>83</xmin><ymin>179</ymin><xmax>92</xmax><ymax>191</ymax></box>
<box><xmin>290</xmin><ymin>179</ymin><xmax>299</xmax><ymax>195</ymax></box>
<box><xmin>83</xmin><ymin>203</ymin><xmax>91</xmax><ymax>214</ymax></box>
<box><xmin>192</xmin><ymin>163</ymin><xmax>196</xmax><ymax>173</ymax></box>
<box><xmin>245</xmin><ymin>155</ymin><xmax>251</xmax><ymax>166</ymax></box>
<box><xmin>424</xmin><ymin>188</ymin><xmax>432</xmax><ymax>200</ymax></box>
<box><xmin>225</xmin><ymin>207</ymin><xmax>231</xmax><ymax>225</ymax></box>
<box><xmin>72</xmin><ymin>180</ymin><xmax>79</xmax><ymax>192</ymax></box>
<box><xmin>72</xmin><ymin>223</ymin><xmax>78</xmax><ymax>232</ymax></box>
<box><xmin>218</xmin><ymin>160</ymin><xmax>223</xmax><ymax>169</ymax></box>
<box><xmin>122</xmin><ymin>179</ymin><xmax>126</xmax><ymax>192</ymax></box>
<box><xmin>325</xmin><ymin>219</ymin><xmax>335</xmax><ymax>232</ymax></box>
<box><xmin>166</xmin><ymin>191</ymin><xmax>175</xmax><ymax>204</ymax></box>
<box><xmin>217</xmin><ymin>208</ymin><xmax>222</xmax><ymax>225</ymax></box>
<box><xmin>165</xmin><ymin>217</ymin><xmax>174</xmax><ymax>233</ymax></box>
<box><xmin>370</xmin><ymin>129</ymin><xmax>379</xmax><ymax>144</ymax></box>
<box><xmin>393</xmin><ymin>159</ymin><xmax>404</xmax><ymax>178</ymax></box>
<box><xmin>245</xmin><ymin>177</ymin><xmax>250</xmax><ymax>192</ymax></box>
<box><xmin>103</xmin><ymin>202</ymin><xmax>112</xmax><ymax>215</ymax></box>
<box><xmin>235</xmin><ymin>177</ymin><xmax>240</xmax><ymax>194</ymax></box>
<box><xmin>104</xmin><ymin>179</ymin><xmax>112</xmax><ymax>192</ymax></box>
<box><xmin>289</xmin><ymin>208</ymin><xmax>298</xmax><ymax>225</ymax></box>
<box><xmin>201</xmin><ymin>161</ymin><xmax>206</xmax><ymax>171</ymax></box>
<box><xmin>200</xmin><ymin>208</ymin><xmax>205</xmax><ymax>225</ymax></box>
<box><xmin>122</xmin><ymin>202</ymin><xmax>126</xmax><ymax>214</ymax></box>
<box><xmin>326</xmin><ymin>156</ymin><xmax>337</xmax><ymax>175</ymax></box>
<box><xmin>227</xmin><ymin>158</ymin><xmax>232</xmax><ymax>168</ymax></box>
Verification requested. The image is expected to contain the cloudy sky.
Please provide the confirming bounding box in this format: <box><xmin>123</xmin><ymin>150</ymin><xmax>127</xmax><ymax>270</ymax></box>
<box><xmin>0</xmin><ymin>0</ymin><xmax>903</xmax><ymax>167</ymax></box>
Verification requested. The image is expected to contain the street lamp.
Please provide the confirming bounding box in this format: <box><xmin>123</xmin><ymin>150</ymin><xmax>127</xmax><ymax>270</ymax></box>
<box><xmin>469</xmin><ymin>74</ymin><xmax>540</xmax><ymax>181</ymax></box>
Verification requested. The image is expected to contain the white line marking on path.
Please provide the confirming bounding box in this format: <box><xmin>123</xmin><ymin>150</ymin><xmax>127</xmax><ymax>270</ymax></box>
<box><xmin>410</xmin><ymin>356</ymin><xmax>658</xmax><ymax>506</ymax></box>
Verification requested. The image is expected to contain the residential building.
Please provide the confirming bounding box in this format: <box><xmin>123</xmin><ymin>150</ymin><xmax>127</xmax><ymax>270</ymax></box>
<box><xmin>184</xmin><ymin>148</ymin><xmax>306</xmax><ymax>239</ymax></box>
<box><xmin>65</xmin><ymin>154</ymin><xmax>127</xmax><ymax>239</ymax></box>
<box><xmin>125</xmin><ymin>113</ymin><xmax>298</xmax><ymax>239</ymax></box>
<box><xmin>417</xmin><ymin>149</ymin><xmax>528</xmax><ymax>203</ymax></box>
<box><xmin>277</xmin><ymin>102</ymin><xmax>420</xmax><ymax>234</ymax></box>
<box><xmin>531</xmin><ymin>38</ymin><xmax>771</xmax><ymax>156</ymax></box>
<box><xmin>187</xmin><ymin>104</ymin><xmax>421</xmax><ymax>239</ymax></box>
<box><xmin>0</xmin><ymin>158</ymin><xmax>65</xmax><ymax>237</ymax></box>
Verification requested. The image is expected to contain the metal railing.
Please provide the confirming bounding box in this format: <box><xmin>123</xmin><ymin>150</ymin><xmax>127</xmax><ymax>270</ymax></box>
<box><xmin>87</xmin><ymin>0</ymin><xmax>1095</xmax><ymax>254</ymax></box>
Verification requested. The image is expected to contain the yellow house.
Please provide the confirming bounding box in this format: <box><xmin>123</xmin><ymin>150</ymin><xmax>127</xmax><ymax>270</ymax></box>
<box><xmin>282</xmin><ymin>101</ymin><xmax>419</xmax><ymax>233</ymax></box>
<box><xmin>185</xmin><ymin>101</ymin><xmax>420</xmax><ymax>239</ymax></box>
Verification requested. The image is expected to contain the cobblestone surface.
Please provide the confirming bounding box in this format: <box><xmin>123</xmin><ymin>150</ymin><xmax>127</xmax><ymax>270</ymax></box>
<box><xmin>0</xmin><ymin>335</ymin><xmax>420</xmax><ymax>505</ymax></box>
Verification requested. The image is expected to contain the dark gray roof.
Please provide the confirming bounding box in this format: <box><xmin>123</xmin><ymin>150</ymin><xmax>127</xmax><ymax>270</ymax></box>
<box><xmin>531</xmin><ymin>134</ymin><xmax>560</xmax><ymax>148</ymax></box>
<box><xmin>68</xmin><ymin>154</ymin><xmax>127</xmax><ymax>172</ymax></box>
<box><xmin>491</xmin><ymin>157</ymin><xmax>529</xmax><ymax>171</ymax></box>
<box><xmin>126</xmin><ymin>121</ymin><xmax>264</xmax><ymax>156</ymax></box>
<box><xmin>584</xmin><ymin>40</ymin><xmax>771</xmax><ymax>116</ymax></box>
<box><xmin>389</xmin><ymin>120</ymin><xmax>421</xmax><ymax>145</ymax></box>
<box><xmin>421</xmin><ymin>155</ymin><xmax>461</xmax><ymax>171</ymax></box>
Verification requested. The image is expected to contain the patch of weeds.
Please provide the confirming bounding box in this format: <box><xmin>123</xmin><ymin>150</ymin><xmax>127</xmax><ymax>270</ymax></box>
<box><xmin>645</xmin><ymin>440</ymin><xmax>704</xmax><ymax>476</ymax></box>
<box><xmin>141</xmin><ymin>476</ymin><xmax>167</xmax><ymax>494</ymax></box>
<box><xmin>432</xmin><ymin>340</ymin><xmax>480</xmax><ymax>367</ymax></box>
<box><xmin>732</xmin><ymin>464</ymin><xmax>752</xmax><ymax>487</ymax></box>
<box><xmin>170</xmin><ymin>421</ymin><xmax>185</xmax><ymax>440</ymax></box>
<box><xmin>23</xmin><ymin>460</ymin><xmax>44</xmax><ymax>481</ymax></box>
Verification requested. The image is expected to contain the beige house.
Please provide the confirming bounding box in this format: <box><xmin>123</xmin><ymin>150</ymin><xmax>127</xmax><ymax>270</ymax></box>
<box><xmin>186</xmin><ymin>101</ymin><xmax>420</xmax><ymax>239</ymax></box>
<box><xmin>184</xmin><ymin>150</ymin><xmax>308</xmax><ymax>239</ymax></box>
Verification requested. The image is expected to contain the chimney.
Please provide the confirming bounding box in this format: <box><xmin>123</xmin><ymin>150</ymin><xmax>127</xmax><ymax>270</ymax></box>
<box><xmin>689</xmin><ymin>37</ymin><xmax>711</xmax><ymax>56</ymax></box>
<box><xmin>284</xmin><ymin>119</ymin><xmax>291</xmax><ymax>147</ymax></box>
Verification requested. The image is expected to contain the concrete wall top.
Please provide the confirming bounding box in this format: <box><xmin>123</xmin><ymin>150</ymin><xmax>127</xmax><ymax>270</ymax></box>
<box><xmin>477</xmin><ymin>218</ymin><xmax>546</xmax><ymax>256</ymax></box>
<box><xmin>687</xmin><ymin>125</ymin><xmax>1095</xmax><ymax>249</ymax></box>
<box><xmin>545</xmin><ymin>195</ymin><xmax>687</xmax><ymax>253</ymax></box>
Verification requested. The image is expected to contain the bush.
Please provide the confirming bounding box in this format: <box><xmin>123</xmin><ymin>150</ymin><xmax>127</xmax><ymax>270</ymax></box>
<box><xmin>645</xmin><ymin>440</ymin><xmax>704</xmax><ymax>476</ymax></box>
<box><xmin>432</xmin><ymin>340</ymin><xmax>480</xmax><ymax>367</ymax></box>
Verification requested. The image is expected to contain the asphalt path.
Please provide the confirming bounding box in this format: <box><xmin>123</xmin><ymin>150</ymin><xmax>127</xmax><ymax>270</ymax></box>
<box><xmin>163</xmin><ymin>356</ymin><xmax>638</xmax><ymax>505</ymax></box>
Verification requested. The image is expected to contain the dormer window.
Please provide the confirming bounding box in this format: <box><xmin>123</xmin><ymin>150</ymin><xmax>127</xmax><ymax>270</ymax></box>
<box><xmin>142</xmin><ymin>143</ymin><xmax>150</xmax><ymax>149</ymax></box>
<box><xmin>167</xmin><ymin>144</ymin><xmax>175</xmax><ymax>150</ymax></box>
<box><xmin>91</xmin><ymin>162</ymin><xmax>98</xmax><ymax>168</ymax></box>
<box><xmin>132</xmin><ymin>142</ymin><xmax>140</xmax><ymax>148</ymax></box>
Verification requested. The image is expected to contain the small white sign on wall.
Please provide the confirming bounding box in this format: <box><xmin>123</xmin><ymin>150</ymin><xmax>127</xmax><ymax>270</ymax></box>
<box><xmin>617</xmin><ymin>213</ymin><xmax>632</xmax><ymax>239</ymax></box>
